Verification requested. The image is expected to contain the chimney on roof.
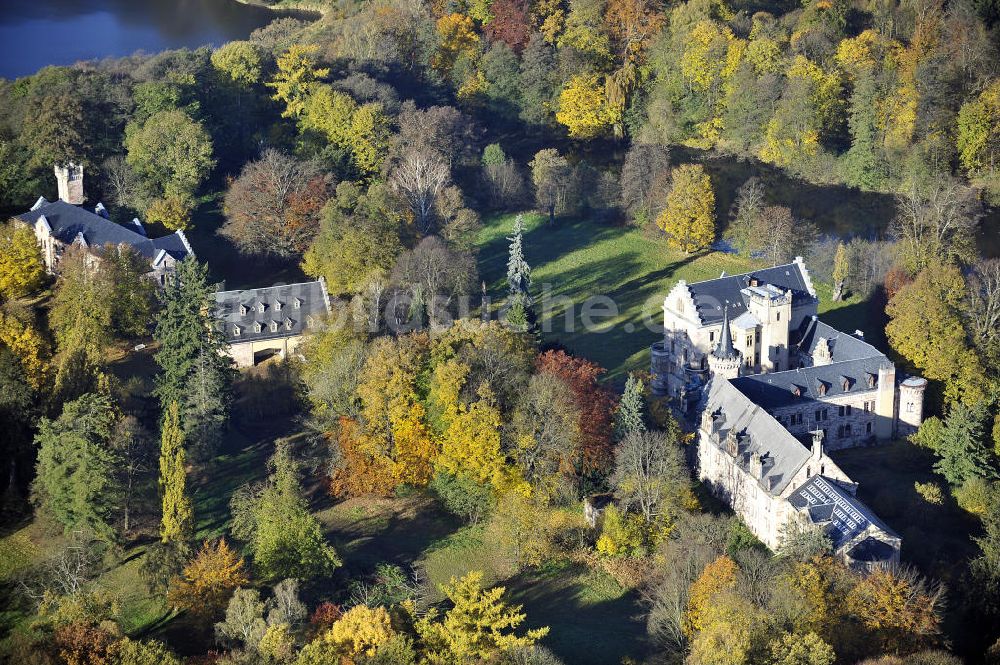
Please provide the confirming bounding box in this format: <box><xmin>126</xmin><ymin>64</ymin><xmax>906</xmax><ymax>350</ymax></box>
<box><xmin>854</xmin><ymin>330</ymin><xmax>864</xmax><ymax>338</ymax></box>
<box><xmin>55</xmin><ymin>162</ymin><xmax>84</xmax><ymax>205</ymax></box>
<box><xmin>95</xmin><ymin>202</ymin><xmax>109</xmax><ymax>219</ymax></box>
<box><xmin>750</xmin><ymin>452</ymin><xmax>764</xmax><ymax>480</ymax></box>
<box><xmin>810</xmin><ymin>429</ymin><xmax>824</xmax><ymax>460</ymax></box>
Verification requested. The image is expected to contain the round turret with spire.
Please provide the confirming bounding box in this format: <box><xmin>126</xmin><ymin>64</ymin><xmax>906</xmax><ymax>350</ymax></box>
<box><xmin>708</xmin><ymin>306</ymin><xmax>742</xmax><ymax>380</ymax></box>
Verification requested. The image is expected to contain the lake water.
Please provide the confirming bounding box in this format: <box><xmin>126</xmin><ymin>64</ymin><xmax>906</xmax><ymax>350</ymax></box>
<box><xmin>0</xmin><ymin>0</ymin><xmax>303</xmax><ymax>80</ymax></box>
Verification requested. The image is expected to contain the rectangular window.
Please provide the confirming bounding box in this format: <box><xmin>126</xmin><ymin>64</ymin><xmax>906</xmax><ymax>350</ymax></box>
<box><xmin>846</xmin><ymin>405</ymin><xmax>852</xmax><ymax>416</ymax></box>
<box><xmin>866</xmin><ymin>422</ymin><xmax>872</xmax><ymax>434</ymax></box>
<box><xmin>710</xmin><ymin>331</ymin><xmax>715</xmax><ymax>342</ymax></box>
<box><xmin>838</xmin><ymin>405</ymin><xmax>845</xmax><ymax>417</ymax></box>
<box><xmin>837</xmin><ymin>425</ymin><xmax>844</xmax><ymax>438</ymax></box>
<box><xmin>845</xmin><ymin>424</ymin><xmax>852</xmax><ymax>436</ymax></box>
<box><xmin>815</xmin><ymin>409</ymin><xmax>822</xmax><ymax>421</ymax></box>
<box><xmin>746</xmin><ymin>335</ymin><xmax>753</xmax><ymax>347</ymax></box>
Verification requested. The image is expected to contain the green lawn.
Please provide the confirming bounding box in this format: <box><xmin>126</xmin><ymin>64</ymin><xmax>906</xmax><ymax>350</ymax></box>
<box><xmin>476</xmin><ymin>212</ymin><xmax>875</xmax><ymax>382</ymax></box>
<box><xmin>318</xmin><ymin>496</ymin><xmax>652</xmax><ymax>665</ymax></box>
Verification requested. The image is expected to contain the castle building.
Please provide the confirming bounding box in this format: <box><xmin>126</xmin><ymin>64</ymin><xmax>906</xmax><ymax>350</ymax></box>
<box><xmin>213</xmin><ymin>280</ymin><xmax>331</xmax><ymax>367</ymax></box>
<box><xmin>652</xmin><ymin>259</ymin><xmax>919</xmax><ymax>568</ymax></box>
<box><xmin>14</xmin><ymin>163</ymin><xmax>193</xmax><ymax>282</ymax></box>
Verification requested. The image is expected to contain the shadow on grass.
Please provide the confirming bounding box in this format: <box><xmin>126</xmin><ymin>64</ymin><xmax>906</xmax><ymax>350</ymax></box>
<box><xmin>505</xmin><ymin>562</ymin><xmax>652</xmax><ymax>665</ymax></box>
<box><xmin>325</xmin><ymin>498</ymin><xmax>461</xmax><ymax>578</ymax></box>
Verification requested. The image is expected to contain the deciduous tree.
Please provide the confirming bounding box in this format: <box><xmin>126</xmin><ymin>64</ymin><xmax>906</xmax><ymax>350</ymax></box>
<box><xmin>0</xmin><ymin>224</ymin><xmax>44</xmax><ymax>301</ymax></box>
<box><xmin>530</xmin><ymin>149</ymin><xmax>572</xmax><ymax>224</ymax></box>
<box><xmin>125</xmin><ymin>109</ymin><xmax>215</xmax><ymax>202</ymax></box>
<box><xmin>167</xmin><ymin>538</ymin><xmax>248</xmax><ymax>618</ymax></box>
<box><xmin>656</xmin><ymin>164</ymin><xmax>715</xmax><ymax>253</ymax></box>
<box><xmin>268</xmin><ymin>44</ymin><xmax>330</xmax><ymax>118</ymax></box>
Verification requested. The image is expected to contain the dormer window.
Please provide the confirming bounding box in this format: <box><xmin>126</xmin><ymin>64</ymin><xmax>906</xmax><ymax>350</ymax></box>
<box><xmin>239</xmin><ymin>305</ymin><xmax>247</xmax><ymax>316</ymax></box>
<box><xmin>258</xmin><ymin>303</ymin><xmax>265</xmax><ymax>314</ymax></box>
<box><xmin>817</xmin><ymin>382</ymin><xmax>828</xmax><ymax>396</ymax></box>
<box><xmin>270</xmin><ymin>321</ymin><xmax>279</xmax><ymax>333</ymax></box>
<box><xmin>254</xmin><ymin>322</ymin><xmax>262</xmax><ymax>333</ymax></box>
<box><xmin>233</xmin><ymin>325</ymin><xmax>241</xmax><ymax>337</ymax></box>
<box><xmin>306</xmin><ymin>315</ymin><xmax>314</xmax><ymax>328</ymax></box>
<box><xmin>867</xmin><ymin>373</ymin><xmax>876</xmax><ymax>389</ymax></box>
<box><xmin>284</xmin><ymin>318</ymin><xmax>293</xmax><ymax>331</ymax></box>
<box><xmin>791</xmin><ymin>385</ymin><xmax>802</xmax><ymax>397</ymax></box>
<box><xmin>293</xmin><ymin>298</ymin><xmax>301</xmax><ymax>309</ymax></box>
<box><xmin>274</xmin><ymin>301</ymin><xmax>282</xmax><ymax>312</ymax></box>
<box><xmin>841</xmin><ymin>376</ymin><xmax>852</xmax><ymax>391</ymax></box>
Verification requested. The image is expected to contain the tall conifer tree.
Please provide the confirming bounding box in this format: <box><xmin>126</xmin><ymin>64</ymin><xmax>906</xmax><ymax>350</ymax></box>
<box><xmin>155</xmin><ymin>257</ymin><xmax>233</xmax><ymax>459</ymax></box>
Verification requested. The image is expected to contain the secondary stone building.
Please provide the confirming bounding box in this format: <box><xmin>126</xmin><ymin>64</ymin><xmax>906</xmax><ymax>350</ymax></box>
<box><xmin>213</xmin><ymin>280</ymin><xmax>331</xmax><ymax>367</ymax></box>
<box><xmin>652</xmin><ymin>259</ymin><xmax>915</xmax><ymax>568</ymax></box>
<box><xmin>15</xmin><ymin>163</ymin><xmax>193</xmax><ymax>282</ymax></box>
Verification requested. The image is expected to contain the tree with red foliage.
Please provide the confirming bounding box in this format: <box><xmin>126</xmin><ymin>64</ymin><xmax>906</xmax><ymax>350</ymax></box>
<box><xmin>534</xmin><ymin>350</ymin><xmax>616</xmax><ymax>477</ymax></box>
<box><xmin>309</xmin><ymin>601</ymin><xmax>344</xmax><ymax>638</ymax></box>
<box><xmin>52</xmin><ymin>622</ymin><xmax>118</xmax><ymax>665</ymax></box>
<box><xmin>485</xmin><ymin>0</ymin><xmax>532</xmax><ymax>53</ymax></box>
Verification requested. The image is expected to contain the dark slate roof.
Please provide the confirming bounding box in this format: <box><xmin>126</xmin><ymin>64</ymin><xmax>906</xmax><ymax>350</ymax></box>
<box><xmin>788</xmin><ymin>475</ymin><xmax>897</xmax><ymax>549</ymax></box>
<box><xmin>213</xmin><ymin>280</ymin><xmax>330</xmax><ymax>343</ymax></box>
<box><xmin>17</xmin><ymin>199</ymin><xmax>192</xmax><ymax>263</ymax></box>
<box><xmin>730</xmin><ymin>356</ymin><xmax>890</xmax><ymax>409</ymax></box>
<box><xmin>712</xmin><ymin>307</ymin><xmax>740</xmax><ymax>360</ymax></box>
<box><xmin>795</xmin><ymin>317</ymin><xmax>884</xmax><ymax>362</ymax></box>
<box><xmin>702</xmin><ymin>378</ymin><xmax>812</xmax><ymax>496</ymax></box>
<box><xmin>686</xmin><ymin>261</ymin><xmax>816</xmax><ymax>325</ymax></box>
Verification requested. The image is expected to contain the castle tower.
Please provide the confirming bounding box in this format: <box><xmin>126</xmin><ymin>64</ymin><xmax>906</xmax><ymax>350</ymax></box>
<box><xmin>708</xmin><ymin>307</ymin><xmax>742</xmax><ymax>380</ymax></box>
<box><xmin>745</xmin><ymin>284</ymin><xmax>792</xmax><ymax>372</ymax></box>
<box><xmin>874</xmin><ymin>363</ymin><xmax>896</xmax><ymax>440</ymax></box>
<box><xmin>897</xmin><ymin>376</ymin><xmax>928</xmax><ymax>435</ymax></box>
<box><xmin>55</xmin><ymin>162</ymin><xmax>84</xmax><ymax>205</ymax></box>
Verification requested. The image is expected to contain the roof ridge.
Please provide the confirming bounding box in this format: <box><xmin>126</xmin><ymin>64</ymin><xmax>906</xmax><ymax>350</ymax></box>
<box><xmin>214</xmin><ymin>280</ymin><xmax>325</xmax><ymax>295</ymax></box>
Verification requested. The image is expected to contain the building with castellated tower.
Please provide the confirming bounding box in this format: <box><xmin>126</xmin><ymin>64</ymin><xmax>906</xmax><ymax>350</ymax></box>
<box><xmin>651</xmin><ymin>258</ymin><xmax>925</xmax><ymax>570</ymax></box>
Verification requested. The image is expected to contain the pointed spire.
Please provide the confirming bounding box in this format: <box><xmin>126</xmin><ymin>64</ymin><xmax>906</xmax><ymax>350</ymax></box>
<box><xmin>713</xmin><ymin>306</ymin><xmax>739</xmax><ymax>360</ymax></box>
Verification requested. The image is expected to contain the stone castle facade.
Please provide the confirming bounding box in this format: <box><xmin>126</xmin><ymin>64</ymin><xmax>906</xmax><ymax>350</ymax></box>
<box><xmin>15</xmin><ymin>163</ymin><xmax>193</xmax><ymax>283</ymax></box>
<box><xmin>651</xmin><ymin>259</ymin><xmax>919</xmax><ymax>568</ymax></box>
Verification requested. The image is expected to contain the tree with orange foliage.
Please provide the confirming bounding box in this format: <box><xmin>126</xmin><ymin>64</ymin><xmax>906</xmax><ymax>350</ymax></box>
<box><xmin>535</xmin><ymin>350</ymin><xmax>615</xmax><ymax>476</ymax></box>
<box><xmin>331</xmin><ymin>334</ymin><xmax>437</xmax><ymax>496</ymax></box>
<box><xmin>603</xmin><ymin>0</ymin><xmax>664</xmax><ymax>63</ymax></box>
<box><xmin>846</xmin><ymin>566</ymin><xmax>943</xmax><ymax>655</ymax></box>
<box><xmin>167</xmin><ymin>538</ymin><xmax>248</xmax><ymax>619</ymax></box>
<box><xmin>683</xmin><ymin>554</ymin><xmax>739</xmax><ymax>637</ymax></box>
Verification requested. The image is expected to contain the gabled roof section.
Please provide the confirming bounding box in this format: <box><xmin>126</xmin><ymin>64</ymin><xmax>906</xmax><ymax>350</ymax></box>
<box><xmin>795</xmin><ymin>317</ymin><xmax>884</xmax><ymax>362</ymax></box>
<box><xmin>681</xmin><ymin>259</ymin><xmax>817</xmax><ymax>326</ymax></box>
<box><xmin>701</xmin><ymin>378</ymin><xmax>812</xmax><ymax>496</ymax></box>
<box><xmin>17</xmin><ymin>200</ymin><xmax>192</xmax><ymax>263</ymax></box>
<box><xmin>214</xmin><ymin>280</ymin><xmax>331</xmax><ymax>344</ymax></box>
<box><xmin>788</xmin><ymin>475</ymin><xmax>897</xmax><ymax>549</ymax></box>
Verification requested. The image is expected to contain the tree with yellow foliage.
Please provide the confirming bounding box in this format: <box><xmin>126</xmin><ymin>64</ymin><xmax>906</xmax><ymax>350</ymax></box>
<box><xmin>0</xmin><ymin>308</ymin><xmax>50</xmax><ymax>390</ymax></box>
<box><xmin>267</xmin><ymin>44</ymin><xmax>330</xmax><ymax>119</ymax></box>
<box><xmin>433</xmin><ymin>13</ymin><xmax>479</xmax><ymax>74</ymax></box>
<box><xmin>167</xmin><ymin>538</ymin><xmax>248</xmax><ymax>618</ymax></box>
<box><xmin>296</xmin><ymin>605</ymin><xmax>396</xmax><ymax>662</ymax></box>
<box><xmin>300</xmin><ymin>86</ymin><xmax>390</xmax><ymax>176</ymax></box>
<box><xmin>684</xmin><ymin>554</ymin><xmax>738</xmax><ymax>637</ymax></box>
<box><xmin>436</xmin><ymin>384</ymin><xmax>523</xmax><ymax>492</ymax></box>
<box><xmin>759</xmin><ymin>56</ymin><xmax>841</xmax><ymax>168</ymax></box>
<box><xmin>656</xmin><ymin>164</ymin><xmax>715</xmax><ymax>253</ymax></box>
<box><xmin>416</xmin><ymin>571</ymin><xmax>549</xmax><ymax>663</ymax></box>
<box><xmin>0</xmin><ymin>224</ymin><xmax>44</xmax><ymax>301</ymax></box>
<box><xmin>886</xmin><ymin>263</ymin><xmax>988</xmax><ymax>405</ymax></box>
<box><xmin>556</xmin><ymin>73</ymin><xmax>619</xmax><ymax>138</ymax></box>
<box><xmin>958</xmin><ymin>79</ymin><xmax>1000</xmax><ymax>198</ymax></box>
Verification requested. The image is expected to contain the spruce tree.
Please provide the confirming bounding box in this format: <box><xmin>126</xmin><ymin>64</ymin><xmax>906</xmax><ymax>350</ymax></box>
<box><xmin>614</xmin><ymin>374</ymin><xmax>647</xmax><ymax>441</ymax></box>
<box><xmin>934</xmin><ymin>403</ymin><xmax>999</xmax><ymax>486</ymax></box>
<box><xmin>155</xmin><ymin>257</ymin><xmax>233</xmax><ymax>459</ymax></box>
<box><xmin>160</xmin><ymin>401</ymin><xmax>194</xmax><ymax>543</ymax></box>
<box><xmin>506</xmin><ymin>214</ymin><xmax>532</xmax><ymax>299</ymax></box>
<box><xmin>505</xmin><ymin>215</ymin><xmax>535</xmax><ymax>331</ymax></box>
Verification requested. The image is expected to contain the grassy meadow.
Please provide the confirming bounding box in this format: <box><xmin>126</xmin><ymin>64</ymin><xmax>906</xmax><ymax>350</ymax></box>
<box><xmin>475</xmin><ymin>211</ymin><xmax>878</xmax><ymax>382</ymax></box>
